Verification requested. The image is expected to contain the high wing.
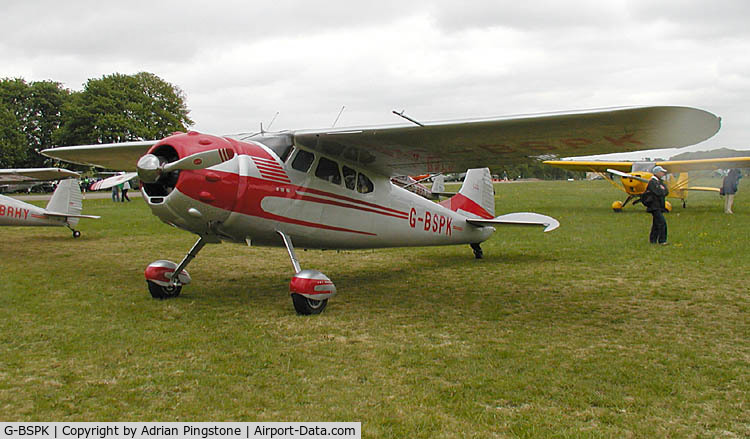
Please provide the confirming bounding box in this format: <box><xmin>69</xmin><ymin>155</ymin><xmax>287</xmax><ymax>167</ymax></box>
<box><xmin>655</xmin><ymin>157</ymin><xmax>750</xmax><ymax>173</ymax></box>
<box><xmin>544</xmin><ymin>156</ymin><xmax>750</xmax><ymax>174</ymax></box>
<box><xmin>41</xmin><ymin>106</ymin><xmax>720</xmax><ymax>176</ymax></box>
<box><xmin>0</xmin><ymin>167</ymin><xmax>80</xmax><ymax>182</ymax></box>
<box><xmin>41</xmin><ymin>140</ymin><xmax>157</xmax><ymax>171</ymax></box>
<box><xmin>293</xmin><ymin>106</ymin><xmax>720</xmax><ymax>176</ymax></box>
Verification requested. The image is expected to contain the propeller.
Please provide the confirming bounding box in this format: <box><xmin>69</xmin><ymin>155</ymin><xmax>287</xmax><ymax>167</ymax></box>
<box><xmin>137</xmin><ymin>148</ymin><xmax>235</xmax><ymax>183</ymax></box>
<box><xmin>607</xmin><ymin>168</ymin><xmax>650</xmax><ymax>183</ymax></box>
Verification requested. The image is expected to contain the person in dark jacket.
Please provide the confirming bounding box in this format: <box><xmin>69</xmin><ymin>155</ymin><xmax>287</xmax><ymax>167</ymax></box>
<box><xmin>721</xmin><ymin>169</ymin><xmax>742</xmax><ymax>214</ymax></box>
<box><xmin>642</xmin><ymin>165</ymin><xmax>670</xmax><ymax>245</ymax></box>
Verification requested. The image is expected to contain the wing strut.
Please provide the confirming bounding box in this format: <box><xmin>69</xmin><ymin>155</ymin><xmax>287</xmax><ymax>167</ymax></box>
<box><xmin>392</xmin><ymin>110</ymin><xmax>424</xmax><ymax>127</ymax></box>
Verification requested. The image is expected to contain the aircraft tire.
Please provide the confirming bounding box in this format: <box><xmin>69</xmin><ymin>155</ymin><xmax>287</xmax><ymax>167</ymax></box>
<box><xmin>291</xmin><ymin>294</ymin><xmax>328</xmax><ymax>315</ymax></box>
<box><xmin>73</xmin><ymin>230</ymin><xmax>81</xmax><ymax>238</ymax></box>
<box><xmin>147</xmin><ymin>280</ymin><xmax>182</xmax><ymax>299</ymax></box>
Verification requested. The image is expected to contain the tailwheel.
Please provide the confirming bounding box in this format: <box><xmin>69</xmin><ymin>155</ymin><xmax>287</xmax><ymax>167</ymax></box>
<box><xmin>291</xmin><ymin>294</ymin><xmax>328</xmax><ymax>315</ymax></box>
<box><xmin>147</xmin><ymin>280</ymin><xmax>182</xmax><ymax>299</ymax></box>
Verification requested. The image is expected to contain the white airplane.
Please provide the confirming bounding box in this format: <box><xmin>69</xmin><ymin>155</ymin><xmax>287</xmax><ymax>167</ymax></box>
<box><xmin>41</xmin><ymin>106</ymin><xmax>720</xmax><ymax>313</ymax></box>
<box><xmin>0</xmin><ymin>168</ymin><xmax>100</xmax><ymax>237</ymax></box>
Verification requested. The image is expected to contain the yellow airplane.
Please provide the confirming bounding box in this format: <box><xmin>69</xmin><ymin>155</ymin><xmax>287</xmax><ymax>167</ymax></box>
<box><xmin>543</xmin><ymin>157</ymin><xmax>750</xmax><ymax>211</ymax></box>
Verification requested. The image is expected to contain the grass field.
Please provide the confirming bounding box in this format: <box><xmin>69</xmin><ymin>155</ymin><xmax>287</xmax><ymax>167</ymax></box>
<box><xmin>1</xmin><ymin>178</ymin><xmax>748</xmax><ymax>438</ymax></box>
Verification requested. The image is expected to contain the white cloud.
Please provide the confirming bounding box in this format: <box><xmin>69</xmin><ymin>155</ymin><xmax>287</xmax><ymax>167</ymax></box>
<box><xmin>1</xmin><ymin>0</ymin><xmax>748</xmax><ymax>151</ymax></box>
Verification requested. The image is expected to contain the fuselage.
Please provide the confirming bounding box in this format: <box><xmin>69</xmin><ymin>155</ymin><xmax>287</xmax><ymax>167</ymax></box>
<box><xmin>0</xmin><ymin>194</ymin><xmax>65</xmax><ymax>227</ymax></box>
<box><xmin>140</xmin><ymin>132</ymin><xmax>494</xmax><ymax>250</ymax></box>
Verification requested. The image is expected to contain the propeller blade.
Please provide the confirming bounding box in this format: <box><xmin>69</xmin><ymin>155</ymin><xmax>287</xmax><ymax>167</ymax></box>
<box><xmin>162</xmin><ymin>148</ymin><xmax>235</xmax><ymax>173</ymax></box>
<box><xmin>607</xmin><ymin>168</ymin><xmax>650</xmax><ymax>183</ymax></box>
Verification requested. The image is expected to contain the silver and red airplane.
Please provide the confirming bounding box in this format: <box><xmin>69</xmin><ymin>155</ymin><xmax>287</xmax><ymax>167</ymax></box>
<box><xmin>42</xmin><ymin>106</ymin><xmax>720</xmax><ymax>313</ymax></box>
<box><xmin>0</xmin><ymin>168</ymin><xmax>100</xmax><ymax>237</ymax></box>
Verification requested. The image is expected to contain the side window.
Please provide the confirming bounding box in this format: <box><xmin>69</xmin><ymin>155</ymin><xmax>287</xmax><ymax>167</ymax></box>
<box><xmin>357</xmin><ymin>172</ymin><xmax>374</xmax><ymax>194</ymax></box>
<box><xmin>315</xmin><ymin>157</ymin><xmax>341</xmax><ymax>185</ymax></box>
<box><xmin>342</xmin><ymin>166</ymin><xmax>357</xmax><ymax>190</ymax></box>
<box><xmin>291</xmin><ymin>149</ymin><xmax>315</xmax><ymax>172</ymax></box>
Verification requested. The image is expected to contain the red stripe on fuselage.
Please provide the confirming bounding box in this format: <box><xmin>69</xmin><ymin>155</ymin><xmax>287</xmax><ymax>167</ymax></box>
<box><xmin>440</xmin><ymin>193</ymin><xmax>494</xmax><ymax>219</ymax></box>
<box><xmin>176</xmin><ymin>169</ymin><xmax>403</xmax><ymax>235</ymax></box>
<box><xmin>295</xmin><ymin>186</ymin><xmax>408</xmax><ymax>217</ymax></box>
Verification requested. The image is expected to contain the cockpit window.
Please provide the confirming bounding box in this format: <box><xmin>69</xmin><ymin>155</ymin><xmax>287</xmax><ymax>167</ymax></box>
<box><xmin>357</xmin><ymin>172</ymin><xmax>374</xmax><ymax>194</ymax></box>
<box><xmin>315</xmin><ymin>157</ymin><xmax>341</xmax><ymax>185</ymax></box>
<box><xmin>342</xmin><ymin>166</ymin><xmax>357</xmax><ymax>190</ymax></box>
<box><xmin>291</xmin><ymin>149</ymin><xmax>315</xmax><ymax>172</ymax></box>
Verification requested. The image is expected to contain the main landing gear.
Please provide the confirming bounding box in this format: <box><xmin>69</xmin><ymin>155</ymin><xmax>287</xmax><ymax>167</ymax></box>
<box><xmin>142</xmin><ymin>232</ymin><xmax>336</xmax><ymax>315</ymax></box>
<box><xmin>278</xmin><ymin>231</ymin><xmax>336</xmax><ymax>315</ymax></box>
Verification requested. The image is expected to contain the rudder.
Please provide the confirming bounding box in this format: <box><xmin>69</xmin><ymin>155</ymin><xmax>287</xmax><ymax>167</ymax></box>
<box><xmin>439</xmin><ymin>168</ymin><xmax>495</xmax><ymax>219</ymax></box>
<box><xmin>46</xmin><ymin>179</ymin><xmax>83</xmax><ymax>227</ymax></box>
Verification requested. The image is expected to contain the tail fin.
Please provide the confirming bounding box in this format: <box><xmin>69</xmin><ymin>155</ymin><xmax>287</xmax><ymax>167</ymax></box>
<box><xmin>46</xmin><ymin>179</ymin><xmax>83</xmax><ymax>227</ymax></box>
<box><xmin>431</xmin><ymin>174</ymin><xmax>445</xmax><ymax>195</ymax></box>
<box><xmin>439</xmin><ymin>168</ymin><xmax>495</xmax><ymax>219</ymax></box>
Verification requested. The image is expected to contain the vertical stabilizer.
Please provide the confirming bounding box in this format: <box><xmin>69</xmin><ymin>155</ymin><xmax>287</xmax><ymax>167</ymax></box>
<box><xmin>46</xmin><ymin>179</ymin><xmax>83</xmax><ymax>227</ymax></box>
<box><xmin>439</xmin><ymin>168</ymin><xmax>495</xmax><ymax>218</ymax></box>
<box><xmin>431</xmin><ymin>174</ymin><xmax>445</xmax><ymax>195</ymax></box>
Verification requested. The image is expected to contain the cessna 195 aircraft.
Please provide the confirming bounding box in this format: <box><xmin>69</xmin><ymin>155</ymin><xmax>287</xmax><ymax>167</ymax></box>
<box><xmin>543</xmin><ymin>156</ymin><xmax>750</xmax><ymax>211</ymax></box>
<box><xmin>0</xmin><ymin>168</ymin><xmax>100</xmax><ymax>237</ymax></box>
<box><xmin>42</xmin><ymin>106</ymin><xmax>720</xmax><ymax>314</ymax></box>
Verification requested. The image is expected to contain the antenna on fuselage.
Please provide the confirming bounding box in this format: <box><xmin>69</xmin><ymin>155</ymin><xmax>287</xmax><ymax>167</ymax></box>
<box><xmin>260</xmin><ymin>112</ymin><xmax>280</xmax><ymax>135</ymax></box>
<box><xmin>332</xmin><ymin>106</ymin><xmax>345</xmax><ymax>128</ymax></box>
<box><xmin>392</xmin><ymin>109</ymin><xmax>424</xmax><ymax>127</ymax></box>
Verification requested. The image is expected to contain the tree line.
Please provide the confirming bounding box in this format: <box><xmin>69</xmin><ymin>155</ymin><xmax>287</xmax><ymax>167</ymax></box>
<box><xmin>0</xmin><ymin>72</ymin><xmax>192</xmax><ymax>169</ymax></box>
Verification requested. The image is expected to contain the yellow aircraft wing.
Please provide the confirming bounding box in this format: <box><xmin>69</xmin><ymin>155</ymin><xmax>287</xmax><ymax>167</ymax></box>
<box><xmin>545</xmin><ymin>156</ymin><xmax>750</xmax><ymax>174</ymax></box>
<box><xmin>541</xmin><ymin>160</ymin><xmax>634</xmax><ymax>172</ymax></box>
<box><xmin>656</xmin><ymin>157</ymin><xmax>750</xmax><ymax>173</ymax></box>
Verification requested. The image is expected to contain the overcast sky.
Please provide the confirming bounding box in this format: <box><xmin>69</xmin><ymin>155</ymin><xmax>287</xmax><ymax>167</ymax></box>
<box><xmin>2</xmin><ymin>0</ymin><xmax>749</xmax><ymax>159</ymax></box>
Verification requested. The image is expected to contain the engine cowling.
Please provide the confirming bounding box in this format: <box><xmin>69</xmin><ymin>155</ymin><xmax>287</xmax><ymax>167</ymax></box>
<box><xmin>139</xmin><ymin>132</ymin><xmax>242</xmax><ymax>235</ymax></box>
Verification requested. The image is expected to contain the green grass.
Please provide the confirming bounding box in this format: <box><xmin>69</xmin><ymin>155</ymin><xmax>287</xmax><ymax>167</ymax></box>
<box><xmin>0</xmin><ymin>179</ymin><xmax>748</xmax><ymax>438</ymax></box>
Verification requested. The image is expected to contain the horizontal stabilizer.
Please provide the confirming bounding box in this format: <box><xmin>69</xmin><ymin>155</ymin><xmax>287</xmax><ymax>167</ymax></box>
<box><xmin>466</xmin><ymin>212</ymin><xmax>560</xmax><ymax>232</ymax></box>
<box><xmin>686</xmin><ymin>186</ymin><xmax>721</xmax><ymax>193</ymax></box>
<box><xmin>43</xmin><ymin>212</ymin><xmax>101</xmax><ymax>219</ymax></box>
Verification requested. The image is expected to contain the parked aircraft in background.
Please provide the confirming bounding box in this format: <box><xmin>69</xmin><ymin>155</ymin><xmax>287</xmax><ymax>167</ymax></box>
<box><xmin>544</xmin><ymin>157</ymin><xmax>750</xmax><ymax>211</ymax></box>
<box><xmin>42</xmin><ymin>106</ymin><xmax>720</xmax><ymax>313</ymax></box>
<box><xmin>391</xmin><ymin>174</ymin><xmax>453</xmax><ymax>200</ymax></box>
<box><xmin>0</xmin><ymin>169</ymin><xmax>100</xmax><ymax>237</ymax></box>
<box><xmin>0</xmin><ymin>167</ymin><xmax>80</xmax><ymax>193</ymax></box>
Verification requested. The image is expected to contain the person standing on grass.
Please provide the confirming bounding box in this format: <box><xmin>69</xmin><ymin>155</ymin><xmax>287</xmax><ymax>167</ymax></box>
<box><xmin>121</xmin><ymin>180</ymin><xmax>131</xmax><ymax>202</ymax></box>
<box><xmin>720</xmin><ymin>169</ymin><xmax>741</xmax><ymax>214</ymax></box>
<box><xmin>642</xmin><ymin>165</ymin><xmax>670</xmax><ymax>245</ymax></box>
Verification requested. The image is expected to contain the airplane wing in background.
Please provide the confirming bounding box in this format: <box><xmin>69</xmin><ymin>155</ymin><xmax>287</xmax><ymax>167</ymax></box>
<box><xmin>542</xmin><ymin>160</ymin><xmax>635</xmax><ymax>173</ymax></box>
<box><xmin>90</xmin><ymin>172</ymin><xmax>139</xmax><ymax>190</ymax></box>
<box><xmin>655</xmin><ymin>157</ymin><xmax>750</xmax><ymax>173</ymax></box>
<box><xmin>0</xmin><ymin>168</ymin><xmax>80</xmax><ymax>182</ymax></box>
